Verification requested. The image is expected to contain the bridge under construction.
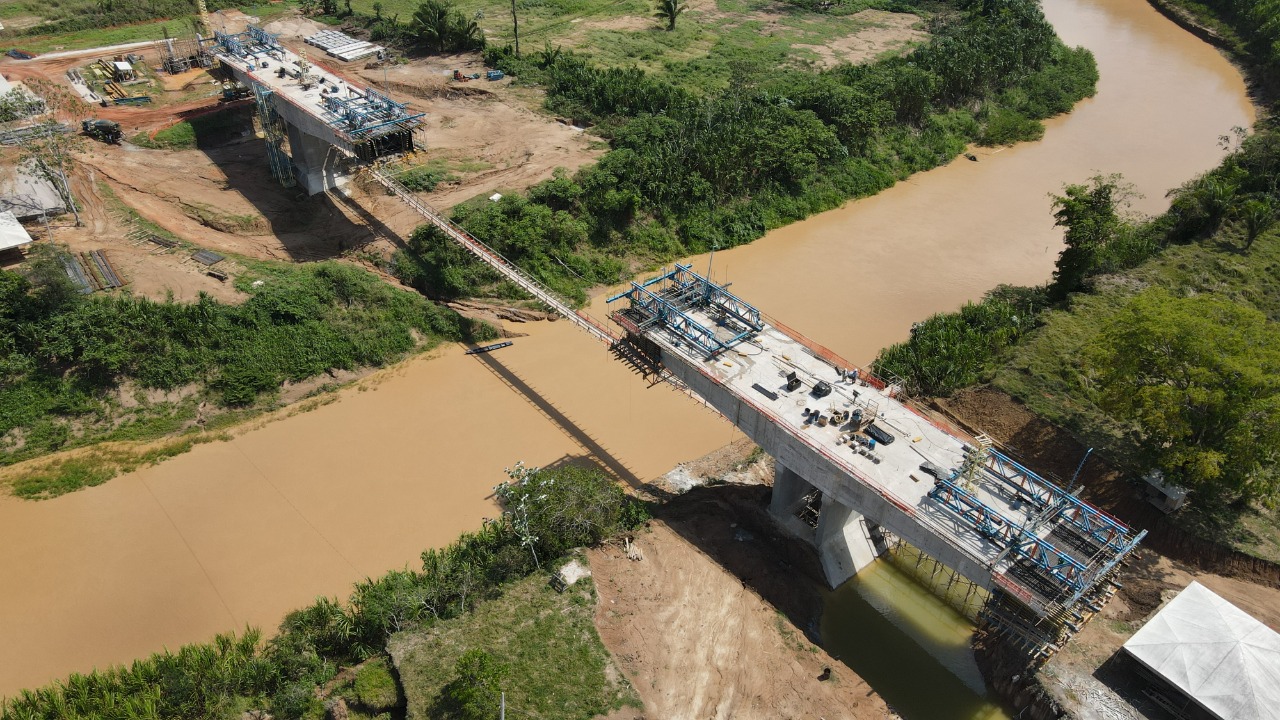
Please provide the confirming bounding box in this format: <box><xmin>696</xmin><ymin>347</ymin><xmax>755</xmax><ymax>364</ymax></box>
<box><xmin>369</xmin><ymin>160</ymin><xmax>1144</xmax><ymax>664</ymax></box>
<box><xmin>195</xmin><ymin>19</ymin><xmax>1144</xmax><ymax>664</ymax></box>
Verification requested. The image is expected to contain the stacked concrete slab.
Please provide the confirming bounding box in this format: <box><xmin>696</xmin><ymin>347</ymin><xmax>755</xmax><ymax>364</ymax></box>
<box><xmin>305</xmin><ymin>31</ymin><xmax>383</xmax><ymax>61</ymax></box>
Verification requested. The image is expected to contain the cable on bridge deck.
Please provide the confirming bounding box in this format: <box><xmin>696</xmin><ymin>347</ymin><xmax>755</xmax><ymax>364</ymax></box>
<box><xmin>365</xmin><ymin>166</ymin><xmax>619</xmax><ymax>346</ymax></box>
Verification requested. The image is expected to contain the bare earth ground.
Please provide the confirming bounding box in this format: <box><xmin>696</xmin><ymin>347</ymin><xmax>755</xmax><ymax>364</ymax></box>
<box><xmin>589</xmin><ymin>482</ymin><xmax>891</xmax><ymax>720</ymax></box>
<box><xmin>792</xmin><ymin>10</ymin><xmax>927</xmax><ymax>69</ymax></box>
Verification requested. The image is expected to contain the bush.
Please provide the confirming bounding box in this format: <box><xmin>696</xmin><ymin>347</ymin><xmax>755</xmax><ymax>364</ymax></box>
<box><xmin>430</xmin><ymin>650</ymin><xmax>508</xmax><ymax>720</ymax></box>
<box><xmin>978</xmin><ymin>107</ymin><xmax>1044</xmax><ymax>146</ymax></box>
<box><xmin>873</xmin><ymin>286</ymin><xmax>1046</xmax><ymax>396</ymax></box>
<box><xmin>0</xmin><ymin>258</ymin><xmax>489</xmax><ymax>467</ymax></box>
<box><xmin>353</xmin><ymin>657</ymin><xmax>403</xmax><ymax>711</ymax></box>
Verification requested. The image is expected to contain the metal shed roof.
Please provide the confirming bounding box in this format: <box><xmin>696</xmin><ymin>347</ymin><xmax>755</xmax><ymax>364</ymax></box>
<box><xmin>1123</xmin><ymin>581</ymin><xmax>1280</xmax><ymax>720</ymax></box>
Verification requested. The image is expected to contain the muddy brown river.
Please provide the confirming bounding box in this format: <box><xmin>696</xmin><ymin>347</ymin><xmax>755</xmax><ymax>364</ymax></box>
<box><xmin>0</xmin><ymin>0</ymin><xmax>1254</xmax><ymax>702</ymax></box>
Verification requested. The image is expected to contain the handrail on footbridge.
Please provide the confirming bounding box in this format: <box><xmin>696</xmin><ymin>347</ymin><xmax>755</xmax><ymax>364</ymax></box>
<box><xmin>365</xmin><ymin>166</ymin><xmax>619</xmax><ymax>346</ymax></box>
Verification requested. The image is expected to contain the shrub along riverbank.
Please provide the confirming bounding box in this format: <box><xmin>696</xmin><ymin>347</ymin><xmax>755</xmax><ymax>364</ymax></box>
<box><xmin>392</xmin><ymin>0</ymin><xmax>1099</xmax><ymax>305</ymax></box>
<box><xmin>0</xmin><ymin>462</ymin><xmax>646</xmax><ymax>720</ymax></box>
<box><xmin>0</xmin><ymin>250</ymin><xmax>494</xmax><ymax>497</ymax></box>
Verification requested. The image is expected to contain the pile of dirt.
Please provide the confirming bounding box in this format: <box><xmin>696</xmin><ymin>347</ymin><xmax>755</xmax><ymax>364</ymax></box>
<box><xmin>588</xmin><ymin>484</ymin><xmax>889</xmax><ymax>720</ymax></box>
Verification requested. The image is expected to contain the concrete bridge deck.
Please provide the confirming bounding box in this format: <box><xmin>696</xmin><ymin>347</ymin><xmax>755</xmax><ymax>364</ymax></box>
<box><xmin>607</xmin><ymin>264</ymin><xmax>1142</xmax><ymax>629</ymax></box>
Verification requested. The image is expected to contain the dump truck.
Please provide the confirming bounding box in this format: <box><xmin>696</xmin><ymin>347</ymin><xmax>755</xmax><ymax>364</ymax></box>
<box><xmin>81</xmin><ymin>118</ymin><xmax>122</xmax><ymax>144</ymax></box>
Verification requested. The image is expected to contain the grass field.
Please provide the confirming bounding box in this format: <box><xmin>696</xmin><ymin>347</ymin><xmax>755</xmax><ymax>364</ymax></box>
<box><xmin>389</xmin><ymin>570</ymin><xmax>638</xmax><ymax>720</ymax></box>
<box><xmin>357</xmin><ymin>0</ymin><xmax>924</xmax><ymax>87</ymax></box>
<box><xmin>0</xmin><ymin>1</ymin><xmax>298</xmax><ymax>53</ymax></box>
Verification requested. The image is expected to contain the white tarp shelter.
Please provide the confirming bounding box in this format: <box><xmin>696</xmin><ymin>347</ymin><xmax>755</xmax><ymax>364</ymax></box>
<box><xmin>1123</xmin><ymin>581</ymin><xmax>1280</xmax><ymax>720</ymax></box>
<box><xmin>0</xmin><ymin>210</ymin><xmax>33</xmax><ymax>252</ymax></box>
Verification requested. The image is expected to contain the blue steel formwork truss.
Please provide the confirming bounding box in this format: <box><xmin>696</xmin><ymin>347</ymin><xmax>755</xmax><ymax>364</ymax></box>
<box><xmin>982</xmin><ymin>449</ymin><xmax>1134</xmax><ymax>554</ymax></box>
<box><xmin>214</xmin><ymin>26</ymin><xmax>281</xmax><ymax>58</ymax></box>
<box><xmin>929</xmin><ymin>476</ymin><xmax>1090</xmax><ymax>595</ymax></box>
<box><xmin>246</xmin><ymin>25</ymin><xmax>282</xmax><ymax>52</ymax></box>
<box><xmin>214</xmin><ymin>30</ymin><xmax>246</xmax><ymax>57</ymax></box>
<box><xmin>320</xmin><ymin>88</ymin><xmax>425</xmax><ymax>139</ymax></box>
<box><xmin>607</xmin><ymin>264</ymin><xmax>763</xmax><ymax>359</ymax></box>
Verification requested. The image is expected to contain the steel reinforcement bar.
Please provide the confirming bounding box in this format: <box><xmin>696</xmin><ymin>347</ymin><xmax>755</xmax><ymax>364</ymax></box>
<box><xmin>366</xmin><ymin>167</ymin><xmax>619</xmax><ymax>346</ymax></box>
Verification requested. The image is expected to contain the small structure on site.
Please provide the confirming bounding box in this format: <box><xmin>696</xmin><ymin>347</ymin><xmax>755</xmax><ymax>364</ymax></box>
<box><xmin>1123</xmin><ymin>581</ymin><xmax>1280</xmax><ymax>720</ymax></box>
<box><xmin>1143</xmin><ymin>470</ymin><xmax>1188</xmax><ymax>514</ymax></box>
<box><xmin>0</xmin><ymin>163</ymin><xmax>66</xmax><ymax>221</ymax></box>
<box><xmin>0</xmin><ymin>210</ymin><xmax>33</xmax><ymax>258</ymax></box>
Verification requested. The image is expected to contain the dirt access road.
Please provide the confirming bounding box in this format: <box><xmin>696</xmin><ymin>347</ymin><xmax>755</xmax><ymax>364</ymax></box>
<box><xmin>589</xmin><ymin>482</ymin><xmax>890</xmax><ymax>720</ymax></box>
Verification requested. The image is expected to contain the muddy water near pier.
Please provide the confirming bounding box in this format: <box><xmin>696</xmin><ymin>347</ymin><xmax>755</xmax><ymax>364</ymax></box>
<box><xmin>0</xmin><ymin>0</ymin><xmax>1254</xmax><ymax>700</ymax></box>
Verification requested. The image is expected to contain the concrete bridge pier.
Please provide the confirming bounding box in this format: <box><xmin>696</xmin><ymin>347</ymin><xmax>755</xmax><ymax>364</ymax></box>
<box><xmin>285</xmin><ymin>123</ymin><xmax>347</xmax><ymax>195</ymax></box>
<box><xmin>770</xmin><ymin>464</ymin><xmax>886</xmax><ymax>588</ymax></box>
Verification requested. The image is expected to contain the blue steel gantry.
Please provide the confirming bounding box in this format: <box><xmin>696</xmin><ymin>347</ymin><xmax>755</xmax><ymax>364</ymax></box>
<box><xmin>606</xmin><ymin>263</ymin><xmax>763</xmax><ymax>359</ymax></box>
<box><xmin>320</xmin><ymin>87</ymin><xmax>426</xmax><ymax>139</ymax></box>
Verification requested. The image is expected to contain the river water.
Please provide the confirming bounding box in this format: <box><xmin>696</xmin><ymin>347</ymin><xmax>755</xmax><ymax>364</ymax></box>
<box><xmin>0</xmin><ymin>0</ymin><xmax>1254</xmax><ymax>707</ymax></box>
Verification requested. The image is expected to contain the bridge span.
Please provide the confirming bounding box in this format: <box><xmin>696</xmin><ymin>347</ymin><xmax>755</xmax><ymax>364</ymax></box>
<box><xmin>366</xmin><ymin>160</ymin><xmax>1142</xmax><ymax>663</ymax></box>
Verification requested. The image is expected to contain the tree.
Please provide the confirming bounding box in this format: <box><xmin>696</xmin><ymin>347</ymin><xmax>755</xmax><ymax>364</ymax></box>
<box><xmin>1049</xmin><ymin>174</ymin><xmax>1136</xmax><ymax>298</ymax></box>
<box><xmin>495</xmin><ymin>461</ymin><xmax>643</xmax><ymax>558</ymax></box>
<box><xmin>432</xmin><ymin>650</ymin><xmax>508</xmax><ymax>720</ymax></box>
<box><xmin>653</xmin><ymin>0</ymin><xmax>686</xmax><ymax>31</ymax></box>
<box><xmin>1232</xmin><ymin>193</ymin><xmax>1277</xmax><ymax>250</ymax></box>
<box><xmin>412</xmin><ymin>0</ymin><xmax>484</xmax><ymax>53</ymax></box>
<box><xmin>373</xmin><ymin>1</ymin><xmax>383</xmax><ymax>18</ymax></box>
<box><xmin>1089</xmin><ymin>288</ymin><xmax>1280</xmax><ymax>505</ymax></box>
<box><xmin>18</xmin><ymin>123</ymin><xmax>83</xmax><ymax>226</ymax></box>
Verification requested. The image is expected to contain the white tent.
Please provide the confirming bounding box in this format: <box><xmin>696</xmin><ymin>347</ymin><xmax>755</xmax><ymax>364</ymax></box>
<box><xmin>0</xmin><ymin>210</ymin><xmax>32</xmax><ymax>253</ymax></box>
<box><xmin>1123</xmin><ymin>581</ymin><xmax>1280</xmax><ymax>720</ymax></box>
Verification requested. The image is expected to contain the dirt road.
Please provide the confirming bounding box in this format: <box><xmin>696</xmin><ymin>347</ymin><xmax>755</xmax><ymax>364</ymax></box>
<box><xmin>589</xmin><ymin>485</ymin><xmax>890</xmax><ymax>720</ymax></box>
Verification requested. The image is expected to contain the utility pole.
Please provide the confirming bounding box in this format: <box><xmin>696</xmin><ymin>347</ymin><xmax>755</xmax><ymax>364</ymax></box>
<box><xmin>500</xmin><ymin>692</ymin><xmax>505</xmax><ymax>720</ymax></box>
<box><xmin>510</xmin><ymin>0</ymin><xmax>519</xmax><ymax>56</ymax></box>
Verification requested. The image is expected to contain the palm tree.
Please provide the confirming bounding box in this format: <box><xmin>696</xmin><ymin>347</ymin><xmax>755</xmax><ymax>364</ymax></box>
<box><xmin>654</xmin><ymin>0</ymin><xmax>686</xmax><ymax>31</ymax></box>
<box><xmin>413</xmin><ymin>0</ymin><xmax>453</xmax><ymax>52</ymax></box>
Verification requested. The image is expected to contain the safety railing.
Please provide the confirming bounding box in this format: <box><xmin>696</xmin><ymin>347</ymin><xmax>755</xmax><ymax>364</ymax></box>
<box><xmin>367</xmin><ymin>167</ymin><xmax>619</xmax><ymax>346</ymax></box>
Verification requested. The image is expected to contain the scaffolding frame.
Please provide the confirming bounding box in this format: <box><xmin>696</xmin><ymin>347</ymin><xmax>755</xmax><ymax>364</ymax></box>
<box><xmin>252</xmin><ymin>81</ymin><xmax>295</xmax><ymax>188</ymax></box>
<box><xmin>606</xmin><ymin>264</ymin><xmax>763</xmax><ymax>359</ymax></box>
<box><xmin>320</xmin><ymin>87</ymin><xmax>425</xmax><ymax>139</ymax></box>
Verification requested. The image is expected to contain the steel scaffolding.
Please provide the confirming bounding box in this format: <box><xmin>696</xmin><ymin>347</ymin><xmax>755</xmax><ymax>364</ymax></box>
<box><xmin>605</xmin><ymin>263</ymin><xmax>763</xmax><ymax>359</ymax></box>
<box><xmin>253</xmin><ymin>82</ymin><xmax>296</xmax><ymax>189</ymax></box>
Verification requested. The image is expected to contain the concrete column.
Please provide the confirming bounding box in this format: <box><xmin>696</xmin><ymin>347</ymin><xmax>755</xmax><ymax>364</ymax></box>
<box><xmin>770</xmin><ymin>464</ymin><xmax>812</xmax><ymax>517</ymax></box>
<box><xmin>286</xmin><ymin>122</ymin><xmax>346</xmax><ymax>195</ymax></box>
<box><xmin>816</xmin><ymin>500</ymin><xmax>885</xmax><ymax>588</ymax></box>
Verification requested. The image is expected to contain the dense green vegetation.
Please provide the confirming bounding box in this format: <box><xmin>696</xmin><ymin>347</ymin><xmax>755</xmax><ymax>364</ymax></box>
<box><xmin>1153</xmin><ymin>0</ymin><xmax>1280</xmax><ymax>85</ymax></box>
<box><xmin>874</xmin><ymin>120</ymin><xmax>1280</xmax><ymax>534</ymax></box>
<box><xmin>0</xmin><ymin>251</ymin><xmax>489</xmax><ymax>494</ymax></box>
<box><xmin>392</xmin><ymin>0</ymin><xmax>1098</xmax><ymax>303</ymax></box>
<box><xmin>0</xmin><ymin>462</ymin><xmax>644</xmax><ymax>720</ymax></box>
